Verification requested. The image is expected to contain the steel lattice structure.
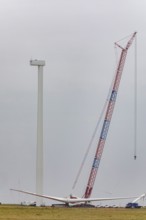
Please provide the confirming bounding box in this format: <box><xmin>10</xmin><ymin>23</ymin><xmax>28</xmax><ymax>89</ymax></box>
<box><xmin>84</xmin><ymin>32</ymin><xmax>137</xmax><ymax>199</ymax></box>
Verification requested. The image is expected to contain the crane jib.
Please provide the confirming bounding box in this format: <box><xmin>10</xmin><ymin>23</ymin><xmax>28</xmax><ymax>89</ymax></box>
<box><xmin>84</xmin><ymin>32</ymin><xmax>137</xmax><ymax>199</ymax></box>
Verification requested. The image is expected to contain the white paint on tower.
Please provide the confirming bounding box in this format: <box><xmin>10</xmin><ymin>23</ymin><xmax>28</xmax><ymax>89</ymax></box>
<box><xmin>30</xmin><ymin>59</ymin><xmax>45</xmax><ymax>206</ymax></box>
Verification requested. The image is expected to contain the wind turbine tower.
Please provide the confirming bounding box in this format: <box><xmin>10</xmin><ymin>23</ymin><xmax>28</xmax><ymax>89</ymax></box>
<box><xmin>30</xmin><ymin>59</ymin><xmax>45</xmax><ymax>206</ymax></box>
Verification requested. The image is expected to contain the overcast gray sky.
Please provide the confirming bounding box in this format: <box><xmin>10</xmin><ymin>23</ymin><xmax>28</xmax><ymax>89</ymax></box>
<box><xmin>0</xmin><ymin>0</ymin><xmax>146</xmax><ymax>206</ymax></box>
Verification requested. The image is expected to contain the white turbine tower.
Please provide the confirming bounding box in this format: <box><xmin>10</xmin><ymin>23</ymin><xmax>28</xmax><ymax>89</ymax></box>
<box><xmin>30</xmin><ymin>59</ymin><xmax>45</xmax><ymax>206</ymax></box>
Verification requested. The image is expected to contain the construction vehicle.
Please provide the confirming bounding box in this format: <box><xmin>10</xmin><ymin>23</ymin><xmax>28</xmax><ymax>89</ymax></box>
<box><xmin>126</xmin><ymin>202</ymin><xmax>141</xmax><ymax>208</ymax></box>
<box><xmin>126</xmin><ymin>193</ymin><xmax>145</xmax><ymax>208</ymax></box>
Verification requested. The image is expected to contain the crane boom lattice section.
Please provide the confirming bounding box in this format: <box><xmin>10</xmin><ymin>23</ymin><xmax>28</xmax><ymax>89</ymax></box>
<box><xmin>84</xmin><ymin>32</ymin><xmax>137</xmax><ymax>199</ymax></box>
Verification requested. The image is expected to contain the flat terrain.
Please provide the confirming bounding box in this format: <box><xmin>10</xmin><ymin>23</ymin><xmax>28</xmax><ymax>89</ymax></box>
<box><xmin>0</xmin><ymin>205</ymin><xmax>146</xmax><ymax>220</ymax></box>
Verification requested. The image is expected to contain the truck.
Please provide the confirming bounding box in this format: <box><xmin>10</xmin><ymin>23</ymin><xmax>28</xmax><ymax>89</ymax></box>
<box><xmin>126</xmin><ymin>202</ymin><xmax>141</xmax><ymax>208</ymax></box>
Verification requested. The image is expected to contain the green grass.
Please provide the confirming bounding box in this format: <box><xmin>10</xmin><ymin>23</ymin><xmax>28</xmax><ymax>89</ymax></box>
<box><xmin>0</xmin><ymin>205</ymin><xmax>146</xmax><ymax>220</ymax></box>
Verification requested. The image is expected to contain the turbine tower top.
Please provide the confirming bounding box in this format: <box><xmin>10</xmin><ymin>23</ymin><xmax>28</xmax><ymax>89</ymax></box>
<box><xmin>30</xmin><ymin>59</ymin><xmax>45</xmax><ymax>66</ymax></box>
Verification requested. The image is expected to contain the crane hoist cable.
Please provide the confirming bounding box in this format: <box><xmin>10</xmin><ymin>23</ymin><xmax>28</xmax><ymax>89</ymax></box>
<box><xmin>134</xmin><ymin>34</ymin><xmax>137</xmax><ymax>160</ymax></box>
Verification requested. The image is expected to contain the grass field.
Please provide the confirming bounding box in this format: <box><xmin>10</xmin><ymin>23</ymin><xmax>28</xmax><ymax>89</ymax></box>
<box><xmin>0</xmin><ymin>205</ymin><xmax>146</xmax><ymax>220</ymax></box>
